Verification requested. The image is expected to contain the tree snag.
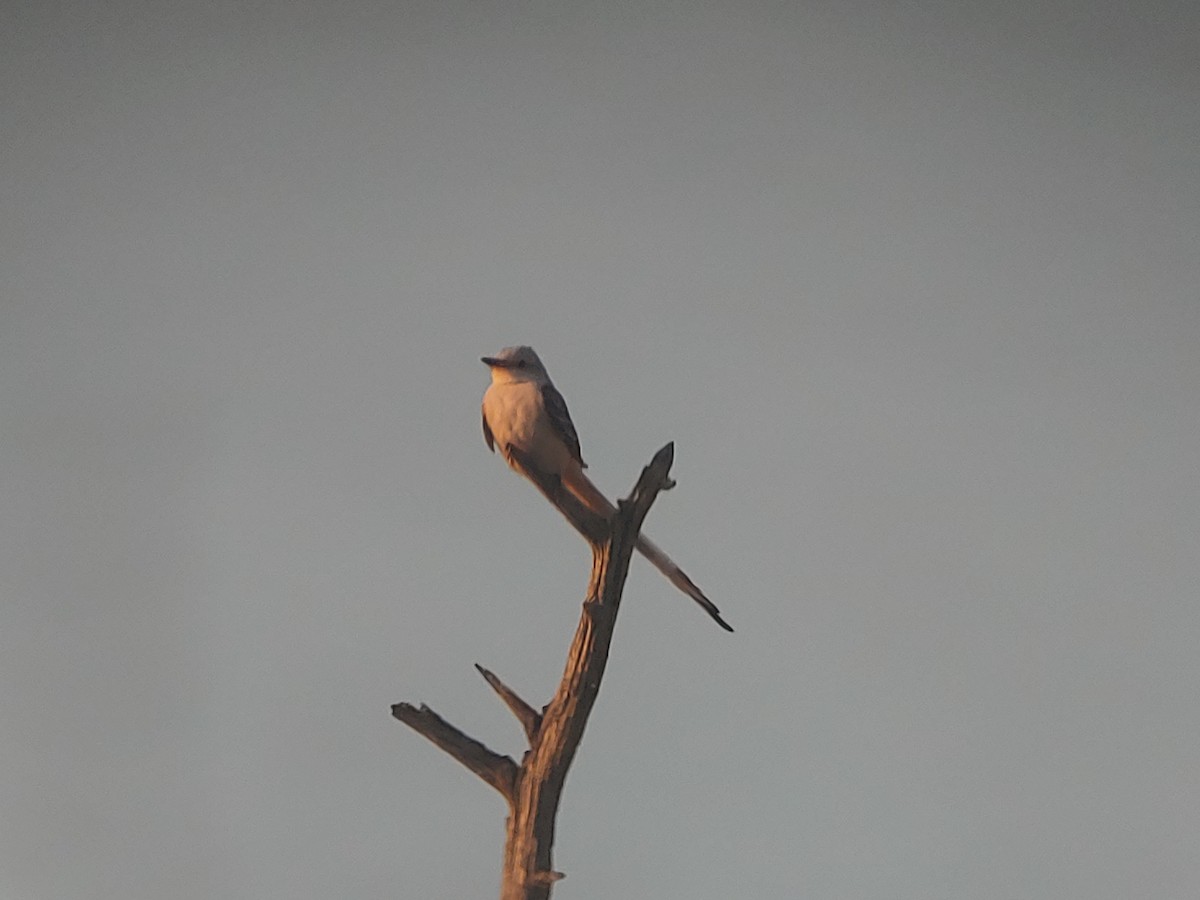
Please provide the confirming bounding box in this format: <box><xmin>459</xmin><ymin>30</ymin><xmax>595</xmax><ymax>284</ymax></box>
<box><xmin>392</xmin><ymin>442</ymin><xmax>680</xmax><ymax>899</ymax></box>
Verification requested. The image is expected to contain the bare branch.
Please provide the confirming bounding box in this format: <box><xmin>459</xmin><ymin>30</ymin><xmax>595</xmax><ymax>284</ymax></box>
<box><xmin>393</xmin><ymin>442</ymin><xmax>686</xmax><ymax>900</ymax></box>
<box><xmin>499</xmin><ymin>442</ymin><xmax>676</xmax><ymax>900</ymax></box>
<box><xmin>390</xmin><ymin>703</ymin><xmax>517</xmax><ymax>804</ymax></box>
<box><xmin>475</xmin><ymin>664</ymin><xmax>542</xmax><ymax>744</ymax></box>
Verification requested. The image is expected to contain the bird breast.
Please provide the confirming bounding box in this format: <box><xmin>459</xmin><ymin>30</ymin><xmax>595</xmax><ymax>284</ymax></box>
<box><xmin>484</xmin><ymin>380</ymin><xmax>543</xmax><ymax>451</ymax></box>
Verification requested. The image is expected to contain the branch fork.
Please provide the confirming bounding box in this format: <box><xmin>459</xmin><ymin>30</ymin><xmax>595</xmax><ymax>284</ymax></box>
<box><xmin>393</xmin><ymin>443</ymin><xmax>679</xmax><ymax>899</ymax></box>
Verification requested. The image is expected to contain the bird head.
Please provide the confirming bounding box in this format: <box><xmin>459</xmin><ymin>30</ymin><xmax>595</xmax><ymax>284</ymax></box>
<box><xmin>481</xmin><ymin>346</ymin><xmax>548</xmax><ymax>383</ymax></box>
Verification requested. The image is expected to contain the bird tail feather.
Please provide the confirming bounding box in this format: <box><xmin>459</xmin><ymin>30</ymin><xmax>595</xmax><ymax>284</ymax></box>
<box><xmin>635</xmin><ymin>535</ymin><xmax>735</xmax><ymax>632</ymax></box>
<box><xmin>561</xmin><ymin>467</ymin><xmax>734</xmax><ymax>632</ymax></box>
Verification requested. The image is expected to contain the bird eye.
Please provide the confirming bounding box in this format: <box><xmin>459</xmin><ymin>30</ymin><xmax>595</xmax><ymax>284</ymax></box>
<box><xmin>516</xmin><ymin>360</ymin><xmax>527</xmax><ymax>368</ymax></box>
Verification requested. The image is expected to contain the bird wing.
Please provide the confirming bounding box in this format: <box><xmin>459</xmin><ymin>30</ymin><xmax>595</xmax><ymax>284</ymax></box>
<box><xmin>540</xmin><ymin>382</ymin><xmax>586</xmax><ymax>468</ymax></box>
<box><xmin>481</xmin><ymin>404</ymin><xmax>495</xmax><ymax>452</ymax></box>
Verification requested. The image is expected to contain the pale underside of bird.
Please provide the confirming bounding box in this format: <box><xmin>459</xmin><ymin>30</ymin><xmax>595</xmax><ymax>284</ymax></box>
<box><xmin>480</xmin><ymin>345</ymin><xmax>733</xmax><ymax>632</ymax></box>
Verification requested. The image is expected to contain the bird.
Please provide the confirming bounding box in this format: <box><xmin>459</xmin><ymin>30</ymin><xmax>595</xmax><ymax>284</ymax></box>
<box><xmin>481</xmin><ymin>345</ymin><xmax>733</xmax><ymax>632</ymax></box>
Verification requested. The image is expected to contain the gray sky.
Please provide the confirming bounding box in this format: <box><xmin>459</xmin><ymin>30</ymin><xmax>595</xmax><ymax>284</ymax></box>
<box><xmin>3</xmin><ymin>1</ymin><xmax>1198</xmax><ymax>898</ymax></box>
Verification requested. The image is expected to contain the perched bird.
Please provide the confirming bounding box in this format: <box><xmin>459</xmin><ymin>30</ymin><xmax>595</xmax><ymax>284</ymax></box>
<box><xmin>481</xmin><ymin>345</ymin><xmax>733</xmax><ymax>632</ymax></box>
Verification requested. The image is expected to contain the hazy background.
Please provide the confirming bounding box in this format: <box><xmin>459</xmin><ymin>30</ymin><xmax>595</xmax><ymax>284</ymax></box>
<box><xmin>3</xmin><ymin>1</ymin><xmax>1198</xmax><ymax>897</ymax></box>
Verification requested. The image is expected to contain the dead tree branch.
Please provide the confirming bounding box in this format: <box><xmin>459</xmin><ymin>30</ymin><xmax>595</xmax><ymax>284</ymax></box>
<box><xmin>393</xmin><ymin>442</ymin><xmax>679</xmax><ymax>900</ymax></box>
<box><xmin>389</xmin><ymin>702</ymin><xmax>518</xmax><ymax>801</ymax></box>
<box><xmin>475</xmin><ymin>664</ymin><xmax>543</xmax><ymax>744</ymax></box>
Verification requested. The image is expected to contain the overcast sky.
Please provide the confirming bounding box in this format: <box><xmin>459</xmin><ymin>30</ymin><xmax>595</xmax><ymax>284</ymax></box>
<box><xmin>3</xmin><ymin>1</ymin><xmax>1198</xmax><ymax>898</ymax></box>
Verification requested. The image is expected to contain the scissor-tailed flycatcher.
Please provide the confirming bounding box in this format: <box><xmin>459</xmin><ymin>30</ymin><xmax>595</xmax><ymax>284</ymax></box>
<box><xmin>481</xmin><ymin>345</ymin><xmax>733</xmax><ymax>632</ymax></box>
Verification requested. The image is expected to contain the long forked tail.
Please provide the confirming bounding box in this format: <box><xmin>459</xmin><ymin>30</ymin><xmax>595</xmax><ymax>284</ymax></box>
<box><xmin>561</xmin><ymin>465</ymin><xmax>734</xmax><ymax>632</ymax></box>
<box><xmin>634</xmin><ymin>535</ymin><xmax>735</xmax><ymax>632</ymax></box>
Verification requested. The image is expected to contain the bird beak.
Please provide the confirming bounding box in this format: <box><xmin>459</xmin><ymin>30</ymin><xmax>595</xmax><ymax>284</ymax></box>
<box><xmin>481</xmin><ymin>356</ymin><xmax>510</xmax><ymax>368</ymax></box>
